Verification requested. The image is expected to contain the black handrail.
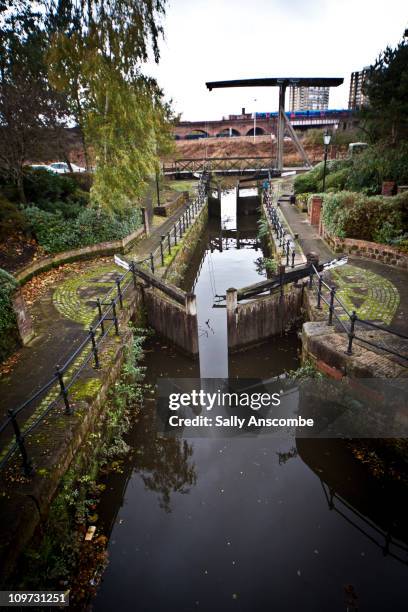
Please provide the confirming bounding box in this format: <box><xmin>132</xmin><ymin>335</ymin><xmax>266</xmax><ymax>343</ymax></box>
<box><xmin>309</xmin><ymin>264</ymin><xmax>408</xmax><ymax>360</ymax></box>
<box><xmin>0</xmin><ymin>174</ymin><xmax>209</xmax><ymax>476</ymax></box>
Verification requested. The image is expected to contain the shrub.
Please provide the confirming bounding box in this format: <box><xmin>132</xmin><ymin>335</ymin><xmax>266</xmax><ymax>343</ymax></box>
<box><xmin>0</xmin><ymin>195</ymin><xmax>27</xmax><ymax>241</ymax></box>
<box><xmin>0</xmin><ymin>268</ymin><xmax>19</xmax><ymax>362</ymax></box>
<box><xmin>321</xmin><ymin>191</ymin><xmax>408</xmax><ymax>244</ymax></box>
<box><xmin>24</xmin><ymin>205</ymin><xmax>142</xmax><ymax>254</ymax></box>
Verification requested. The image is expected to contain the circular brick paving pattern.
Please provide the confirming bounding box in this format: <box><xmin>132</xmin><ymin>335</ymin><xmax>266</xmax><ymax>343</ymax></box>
<box><xmin>327</xmin><ymin>264</ymin><xmax>400</xmax><ymax>325</ymax></box>
<box><xmin>52</xmin><ymin>265</ymin><xmax>121</xmax><ymax>327</ymax></box>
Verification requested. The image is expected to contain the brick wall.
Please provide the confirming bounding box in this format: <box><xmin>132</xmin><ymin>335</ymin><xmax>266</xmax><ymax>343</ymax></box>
<box><xmin>319</xmin><ymin>223</ymin><xmax>408</xmax><ymax>270</ymax></box>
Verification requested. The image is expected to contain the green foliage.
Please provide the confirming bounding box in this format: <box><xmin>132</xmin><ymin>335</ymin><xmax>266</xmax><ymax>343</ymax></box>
<box><xmin>321</xmin><ymin>191</ymin><xmax>408</xmax><ymax>244</ymax></box>
<box><xmin>360</xmin><ymin>29</ymin><xmax>408</xmax><ymax>143</ymax></box>
<box><xmin>0</xmin><ymin>195</ymin><xmax>27</xmax><ymax>240</ymax></box>
<box><xmin>24</xmin><ymin>205</ymin><xmax>141</xmax><ymax>253</ymax></box>
<box><xmin>257</xmin><ymin>217</ymin><xmax>269</xmax><ymax>239</ymax></box>
<box><xmin>0</xmin><ymin>268</ymin><xmax>19</xmax><ymax>361</ymax></box>
<box><xmin>345</xmin><ymin>142</ymin><xmax>408</xmax><ymax>195</ymax></box>
<box><xmin>295</xmin><ymin>142</ymin><xmax>408</xmax><ymax>196</ymax></box>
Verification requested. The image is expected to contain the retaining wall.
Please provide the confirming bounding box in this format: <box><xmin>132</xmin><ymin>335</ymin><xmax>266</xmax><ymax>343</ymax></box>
<box><xmin>164</xmin><ymin>203</ymin><xmax>209</xmax><ymax>287</ymax></box>
<box><xmin>0</xmin><ymin>289</ymin><xmax>143</xmax><ymax>585</ymax></box>
<box><xmin>15</xmin><ymin>226</ymin><xmax>144</xmax><ymax>285</ymax></box>
<box><xmin>319</xmin><ymin>223</ymin><xmax>408</xmax><ymax>270</ymax></box>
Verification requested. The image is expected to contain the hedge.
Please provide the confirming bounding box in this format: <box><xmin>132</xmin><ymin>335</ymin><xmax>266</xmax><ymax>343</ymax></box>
<box><xmin>24</xmin><ymin>205</ymin><xmax>142</xmax><ymax>254</ymax></box>
<box><xmin>321</xmin><ymin>191</ymin><xmax>408</xmax><ymax>248</ymax></box>
<box><xmin>0</xmin><ymin>268</ymin><xmax>19</xmax><ymax>362</ymax></box>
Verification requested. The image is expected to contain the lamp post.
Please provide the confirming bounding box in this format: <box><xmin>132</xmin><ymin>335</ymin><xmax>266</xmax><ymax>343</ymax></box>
<box><xmin>253</xmin><ymin>98</ymin><xmax>257</xmax><ymax>143</ymax></box>
<box><xmin>322</xmin><ymin>130</ymin><xmax>331</xmax><ymax>192</ymax></box>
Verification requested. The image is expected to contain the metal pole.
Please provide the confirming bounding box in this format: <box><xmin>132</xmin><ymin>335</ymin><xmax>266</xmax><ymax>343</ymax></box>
<box><xmin>167</xmin><ymin>232</ymin><xmax>171</xmax><ymax>255</ymax></box>
<box><xmin>96</xmin><ymin>298</ymin><xmax>105</xmax><ymax>336</ymax></box>
<box><xmin>317</xmin><ymin>275</ymin><xmax>323</xmax><ymax>309</ymax></box>
<box><xmin>115</xmin><ymin>278</ymin><xmax>123</xmax><ymax>308</ymax></box>
<box><xmin>291</xmin><ymin>250</ymin><xmax>295</xmax><ymax>268</ymax></box>
<box><xmin>89</xmin><ymin>326</ymin><xmax>100</xmax><ymax>368</ymax></box>
<box><xmin>155</xmin><ymin>169</ymin><xmax>161</xmax><ymax>207</ymax></box>
<box><xmin>130</xmin><ymin>261</ymin><xmax>137</xmax><ymax>289</ymax></box>
<box><xmin>346</xmin><ymin>310</ymin><xmax>357</xmax><ymax>355</ymax></box>
<box><xmin>322</xmin><ymin>144</ymin><xmax>328</xmax><ymax>192</ymax></box>
<box><xmin>111</xmin><ymin>300</ymin><xmax>119</xmax><ymax>335</ymax></box>
<box><xmin>56</xmin><ymin>365</ymin><xmax>71</xmax><ymax>415</ymax></box>
<box><xmin>160</xmin><ymin>236</ymin><xmax>165</xmax><ymax>266</ymax></box>
<box><xmin>328</xmin><ymin>286</ymin><xmax>336</xmax><ymax>325</ymax></box>
<box><xmin>150</xmin><ymin>253</ymin><xmax>154</xmax><ymax>274</ymax></box>
<box><xmin>9</xmin><ymin>410</ymin><xmax>34</xmax><ymax>477</ymax></box>
<box><xmin>174</xmin><ymin>225</ymin><xmax>177</xmax><ymax>246</ymax></box>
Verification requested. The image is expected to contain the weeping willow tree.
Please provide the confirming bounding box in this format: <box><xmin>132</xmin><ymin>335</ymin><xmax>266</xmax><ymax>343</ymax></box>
<box><xmin>84</xmin><ymin>67</ymin><xmax>174</xmax><ymax>211</ymax></box>
<box><xmin>45</xmin><ymin>0</ymin><xmax>175</xmax><ymax>211</ymax></box>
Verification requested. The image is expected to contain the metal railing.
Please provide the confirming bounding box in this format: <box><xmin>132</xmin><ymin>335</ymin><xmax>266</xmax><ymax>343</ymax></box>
<box><xmin>0</xmin><ymin>174</ymin><xmax>209</xmax><ymax>477</ymax></box>
<box><xmin>309</xmin><ymin>264</ymin><xmax>408</xmax><ymax>360</ymax></box>
<box><xmin>263</xmin><ymin>189</ymin><xmax>297</xmax><ymax>268</ymax></box>
<box><xmin>140</xmin><ymin>174</ymin><xmax>208</xmax><ymax>274</ymax></box>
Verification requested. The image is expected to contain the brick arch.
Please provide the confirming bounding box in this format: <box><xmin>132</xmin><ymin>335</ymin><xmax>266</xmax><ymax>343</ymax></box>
<box><xmin>246</xmin><ymin>126</ymin><xmax>265</xmax><ymax>136</ymax></box>
<box><xmin>185</xmin><ymin>129</ymin><xmax>209</xmax><ymax>140</ymax></box>
<box><xmin>216</xmin><ymin>128</ymin><xmax>241</xmax><ymax>137</ymax></box>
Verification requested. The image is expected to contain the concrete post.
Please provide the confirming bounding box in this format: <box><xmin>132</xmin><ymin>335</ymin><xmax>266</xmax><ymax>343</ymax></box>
<box><xmin>185</xmin><ymin>292</ymin><xmax>197</xmax><ymax>316</ymax></box>
<box><xmin>142</xmin><ymin>207</ymin><xmax>150</xmax><ymax>236</ymax></box>
<box><xmin>226</xmin><ymin>287</ymin><xmax>238</xmax><ymax>350</ymax></box>
<box><xmin>11</xmin><ymin>288</ymin><xmax>34</xmax><ymax>345</ymax></box>
<box><xmin>185</xmin><ymin>292</ymin><xmax>199</xmax><ymax>356</ymax></box>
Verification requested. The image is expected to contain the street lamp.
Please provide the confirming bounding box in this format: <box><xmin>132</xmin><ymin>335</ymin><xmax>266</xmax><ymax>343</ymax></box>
<box><xmin>322</xmin><ymin>130</ymin><xmax>331</xmax><ymax>192</ymax></box>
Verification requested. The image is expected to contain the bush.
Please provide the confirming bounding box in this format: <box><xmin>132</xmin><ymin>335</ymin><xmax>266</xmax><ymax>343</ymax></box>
<box><xmin>294</xmin><ymin>160</ymin><xmax>353</xmax><ymax>194</ymax></box>
<box><xmin>0</xmin><ymin>196</ymin><xmax>27</xmax><ymax>241</ymax></box>
<box><xmin>321</xmin><ymin>191</ymin><xmax>408</xmax><ymax>244</ymax></box>
<box><xmin>345</xmin><ymin>143</ymin><xmax>408</xmax><ymax>195</ymax></box>
<box><xmin>24</xmin><ymin>205</ymin><xmax>142</xmax><ymax>254</ymax></box>
<box><xmin>0</xmin><ymin>268</ymin><xmax>19</xmax><ymax>362</ymax></box>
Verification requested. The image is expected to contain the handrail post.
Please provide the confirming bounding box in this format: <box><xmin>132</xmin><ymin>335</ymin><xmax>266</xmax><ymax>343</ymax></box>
<box><xmin>111</xmin><ymin>300</ymin><xmax>119</xmax><ymax>335</ymax></box>
<box><xmin>174</xmin><ymin>225</ymin><xmax>177</xmax><ymax>246</ymax></box>
<box><xmin>8</xmin><ymin>409</ymin><xmax>34</xmax><ymax>477</ymax></box>
<box><xmin>286</xmin><ymin>240</ymin><xmax>290</xmax><ymax>266</ymax></box>
<box><xmin>167</xmin><ymin>232</ymin><xmax>171</xmax><ymax>255</ymax></box>
<box><xmin>160</xmin><ymin>236</ymin><xmax>165</xmax><ymax>266</ymax></box>
<box><xmin>317</xmin><ymin>274</ymin><xmax>323</xmax><ymax>309</ymax></box>
<box><xmin>328</xmin><ymin>286</ymin><xmax>336</xmax><ymax>325</ymax></box>
<box><xmin>96</xmin><ymin>298</ymin><xmax>105</xmax><ymax>336</ymax></box>
<box><xmin>89</xmin><ymin>326</ymin><xmax>100</xmax><ymax>368</ymax></box>
<box><xmin>115</xmin><ymin>278</ymin><xmax>123</xmax><ymax>308</ymax></box>
<box><xmin>150</xmin><ymin>252</ymin><xmax>154</xmax><ymax>274</ymax></box>
<box><xmin>291</xmin><ymin>250</ymin><xmax>295</xmax><ymax>268</ymax></box>
<box><xmin>56</xmin><ymin>365</ymin><xmax>71</xmax><ymax>415</ymax></box>
<box><xmin>346</xmin><ymin>310</ymin><xmax>357</xmax><ymax>355</ymax></box>
<box><xmin>130</xmin><ymin>261</ymin><xmax>137</xmax><ymax>289</ymax></box>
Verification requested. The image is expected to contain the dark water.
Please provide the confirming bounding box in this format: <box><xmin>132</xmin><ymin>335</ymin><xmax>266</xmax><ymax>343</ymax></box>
<box><xmin>93</xmin><ymin>187</ymin><xmax>408</xmax><ymax>611</ymax></box>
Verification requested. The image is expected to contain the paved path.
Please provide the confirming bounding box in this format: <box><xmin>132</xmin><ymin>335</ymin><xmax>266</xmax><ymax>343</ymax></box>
<box><xmin>278</xmin><ymin>198</ymin><xmax>408</xmax><ymax>336</ymax></box>
<box><xmin>0</xmin><ymin>196</ymin><xmax>196</xmax><ymax>432</ymax></box>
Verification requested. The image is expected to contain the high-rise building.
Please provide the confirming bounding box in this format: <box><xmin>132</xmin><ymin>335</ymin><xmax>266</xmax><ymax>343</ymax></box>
<box><xmin>288</xmin><ymin>86</ymin><xmax>330</xmax><ymax>112</ymax></box>
<box><xmin>348</xmin><ymin>68</ymin><xmax>370</xmax><ymax>110</ymax></box>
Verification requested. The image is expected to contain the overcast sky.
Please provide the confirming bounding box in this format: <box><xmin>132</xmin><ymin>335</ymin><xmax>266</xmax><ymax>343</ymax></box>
<box><xmin>145</xmin><ymin>0</ymin><xmax>407</xmax><ymax>120</ymax></box>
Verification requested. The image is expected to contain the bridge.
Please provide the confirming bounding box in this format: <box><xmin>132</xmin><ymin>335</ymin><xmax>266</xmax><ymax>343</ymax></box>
<box><xmin>162</xmin><ymin>156</ymin><xmax>309</xmax><ymax>177</ymax></box>
<box><xmin>174</xmin><ymin>110</ymin><xmax>355</xmax><ymax>140</ymax></box>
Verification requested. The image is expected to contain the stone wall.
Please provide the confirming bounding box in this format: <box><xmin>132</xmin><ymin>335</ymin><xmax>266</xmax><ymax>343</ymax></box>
<box><xmin>0</xmin><ymin>289</ymin><xmax>143</xmax><ymax>584</ymax></box>
<box><xmin>302</xmin><ymin>289</ymin><xmax>408</xmax><ymax>378</ymax></box>
<box><xmin>154</xmin><ymin>191</ymin><xmax>188</xmax><ymax>217</ymax></box>
<box><xmin>319</xmin><ymin>223</ymin><xmax>408</xmax><ymax>270</ymax></box>
<box><xmin>164</xmin><ymin>203</ymin><xmax>209</xmax><ymax>287</ymax></box>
